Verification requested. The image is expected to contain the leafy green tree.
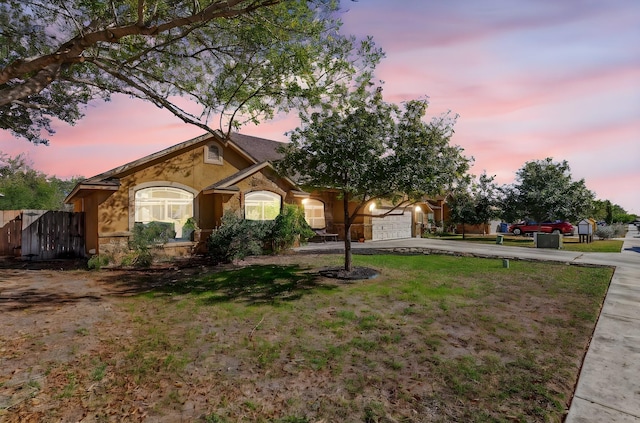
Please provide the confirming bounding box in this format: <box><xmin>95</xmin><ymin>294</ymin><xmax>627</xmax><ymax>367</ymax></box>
<box><xmin>0</xmin><ymin>152</ymin><xmax>82</xmax><ymax>210</ymax></box>
<box><xmin>589</xmin><ymin>199</ymin><xmax>609</xmax><ymax>222</ymax></box>
<box><xmin>605</xmin><ymin>200</ymin><xmax>614</xmax><ymax>225</ymax></box>
<box><xmin>448</xmin><ymin>172</ymin><xmax>501</xmax><ymax>239</ymax></box>
<box><xmin>500</xmin><ymin>158</ymin><xmax>594</xmax><ymax>226</ymax></box>
<box><xmin>447</xmin><ymin>183</ymin><xmax>475</xmax><ymax>239</ymax></box>
<box><xmin>277</xmin><ymin>85</ymin><xmax>470</xmax><ymax>271</ymax></box>
<box><xmin>1</xmin><ymin>0</ymin><xmax>377</xmax><ymax>144</ymax></box>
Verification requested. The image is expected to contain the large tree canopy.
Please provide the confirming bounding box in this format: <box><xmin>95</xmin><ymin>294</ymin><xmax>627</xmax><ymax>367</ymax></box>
<box><xmin>276</xmin><ymin>85</ymin><xmax>470</xmax><ymax>271</ymax></box>
<box><xmin>0</xmin><ymin>0</ymin><xmax>377</xmax><ymax>144</ymax></box>
<box><xmin>500</xmin><ymin>158</ymin><xmax>594</xmax><ymax>224</ymax></box>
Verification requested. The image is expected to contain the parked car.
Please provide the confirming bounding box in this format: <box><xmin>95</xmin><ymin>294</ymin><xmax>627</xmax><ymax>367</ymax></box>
<box><xmin>508</xmin><ymin>220</ymin><xmax>574</xmax><ymax>236</ymax></box>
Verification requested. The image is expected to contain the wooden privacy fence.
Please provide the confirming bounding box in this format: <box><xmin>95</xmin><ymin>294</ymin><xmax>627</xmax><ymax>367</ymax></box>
<box><xmin>0</xmin><ymin>210</ymin><xmax>21</xmax><ymax>256</ymax></box>
<box><xmin>0</xmin><ymin>210</ymin><xmax>85</xmax><ymax>260</ymax></box>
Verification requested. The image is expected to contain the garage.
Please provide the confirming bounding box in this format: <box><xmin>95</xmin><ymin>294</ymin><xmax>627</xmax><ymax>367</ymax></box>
<box><xmin>371</xmin><ymin>208</ymin><xmax>412</xmax><ymax>241</ymax></box>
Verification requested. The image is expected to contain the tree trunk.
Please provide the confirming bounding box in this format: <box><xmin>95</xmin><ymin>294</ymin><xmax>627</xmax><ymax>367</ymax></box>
<box><xmin>462</xmin><ymin>223</ymin><xmax>466</xmax><ymax>239</ymax></box>
<box><xmin>343</xmin><ymin>193</ymin><xmax>352</xmax><ymax>272</ymax></box>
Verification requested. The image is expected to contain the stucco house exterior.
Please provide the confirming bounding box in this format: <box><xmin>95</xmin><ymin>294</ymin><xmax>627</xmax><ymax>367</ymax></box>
<box><xmin>65</xmin><ymin>131</ymin><xmax>447</xmax><ymax>257</ymax></box>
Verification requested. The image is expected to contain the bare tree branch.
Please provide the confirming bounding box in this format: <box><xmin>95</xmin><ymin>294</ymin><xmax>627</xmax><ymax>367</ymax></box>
<box><xmin>91</xmin><ymin>59</ymin><xmax>216</xmax><ymax>135</ymax></box>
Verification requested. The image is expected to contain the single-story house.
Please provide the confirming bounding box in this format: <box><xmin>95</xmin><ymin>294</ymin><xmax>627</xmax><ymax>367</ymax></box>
<box><xmin>65</xmin><ymin>131</ymin><xmax>448</xmax><ymax>256</ymax></box>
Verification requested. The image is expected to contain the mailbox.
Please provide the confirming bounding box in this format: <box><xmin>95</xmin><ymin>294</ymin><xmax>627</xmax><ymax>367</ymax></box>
<box><xmin>577</xmin><ymin>219</ymin><xmax>593</xmax><ymax>243</ymax></box>
<box><xmin>577</xmin><ymin>219</ymin><xmax>593</xmax><ymax>235</ymax></box>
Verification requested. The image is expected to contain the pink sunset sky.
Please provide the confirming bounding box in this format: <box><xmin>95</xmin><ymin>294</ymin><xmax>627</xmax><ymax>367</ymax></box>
<box><xmin>2</xmin><ymin>0</ymin><xmax>639</xmax><ymax>214</ymax></box>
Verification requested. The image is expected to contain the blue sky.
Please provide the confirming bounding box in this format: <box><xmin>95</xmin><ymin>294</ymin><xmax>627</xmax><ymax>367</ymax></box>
<box><xmin>2</xmin><ymin>0</ymin><xmax>639</xmax><ymax>214</ymax></box>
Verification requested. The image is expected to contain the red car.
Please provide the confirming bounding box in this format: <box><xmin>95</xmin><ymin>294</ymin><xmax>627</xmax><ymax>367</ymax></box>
<box><xmin>508</xmin><ymin>221</ymin><xmax>574</xmax><ymax>236</ymax></box>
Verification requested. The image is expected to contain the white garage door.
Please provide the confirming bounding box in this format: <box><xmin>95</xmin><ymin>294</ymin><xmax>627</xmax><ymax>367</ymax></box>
<box><xmin>372</xmin><ymin>209</ymin><xmax>412</xmax><ymax>241</ymax></box>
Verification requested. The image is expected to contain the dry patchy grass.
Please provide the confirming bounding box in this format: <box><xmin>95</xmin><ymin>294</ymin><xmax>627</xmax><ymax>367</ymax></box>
<box><xmin>0</xmin><ymin>253</ymin><xmax>612</xmax><ymax>422</ymax></box>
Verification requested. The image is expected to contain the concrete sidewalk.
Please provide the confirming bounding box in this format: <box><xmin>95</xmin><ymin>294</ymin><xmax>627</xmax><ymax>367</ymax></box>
<box><xmin>296</xmin><ymin>224</ymin><xmax>640</xmax><ymax>421</ymax></box>
<box><xmin>565</xmin><ymin>225</ymin><xmax>640</xmax><ymax>423</ymax></box>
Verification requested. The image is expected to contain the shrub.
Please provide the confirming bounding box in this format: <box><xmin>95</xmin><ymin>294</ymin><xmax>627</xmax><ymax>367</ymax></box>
<box><xmin>182</xmin><ymin>217</ymin><xmax>199</xmax><ymax>241</ymax></box>
<box><xmin>595</xmin><ymin>225</ymin><xmax>614</xmax><ymax>240</ymax></box>
<box><xmin>207</xmin><ymin>205</ymin><xmax>316</xmax><ymax>264</ymax></box>
<box><xmin>207</xmin><ymin>212</ymin><xmax>273</xmax><ymax>264</ymax></box>
<box><xmin>125</xmin><ymin>221</ymin><xmax>174</xmax><ymax>267</ymax></box>
<box><xmin>269</xmin><ymin>204</ymin><xmax>315</xmax><ymax>252</ymax></box>
<box><xmin>611</xmin><ymin>223</ymin><xmax>626</xmax><ymax>237</ymax></box>
<box><xmin>132</xmin><ymin>221</ymin><xmax>175</xmax><ymax>246</ymax></box>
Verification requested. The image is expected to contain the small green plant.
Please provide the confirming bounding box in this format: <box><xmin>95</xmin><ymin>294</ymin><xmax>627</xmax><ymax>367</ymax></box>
<box><xmin>203</xmin><ymin>414</ymin><xmax>230</xmax><ymax>423</ymax></box>
<box><xmin>91</xmin><ymin>362</ymin><xmax>107</xmax><ymax>381</ymax></box>
<box><xmin>87</xmin><ymin>254</ymin><xmax>109</xmax><ymax>270</ymax></box>
<box><xmin>57</xmin><ymin>373</ymin><xmax>77</xmax><ymax>398</ymax></box>
<box><xmin>363</xmin><ymin>401</ymin><xmax>386</xmax><ymax>423</ymax></box>
<box><xmin>27</xmin><ymin>379</ymin><xmax>41</xmax><ymax>390</ymax></box>
<box><xmin>344</xmin><ymin>375</ymin><xmax>367</xmax><ymax>395</ymax></box>
<box><xmin>242</xmin><ymin>400</ymin><xmax>259</xmax><ymax>411</ymax></box>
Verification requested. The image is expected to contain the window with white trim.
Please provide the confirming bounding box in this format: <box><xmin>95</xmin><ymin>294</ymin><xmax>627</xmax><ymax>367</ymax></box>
<box><xmin>135</xmin><ymin>187</ymin><xmax>194</xmax><ymax>240</ymax></box>
<box><xmin>245</xmin><ymin>191</ymin><xmax>281</xmax><ymax>221</ymax></box>
<box><xmin>204</xmin><ymin>142</ymin><xmax>223</xmax><ymax>165</ymax></box>
<box><xmin>303</xmin><ymin>199</ymin><xmax>326</xmax><ymax>229</ymax></box>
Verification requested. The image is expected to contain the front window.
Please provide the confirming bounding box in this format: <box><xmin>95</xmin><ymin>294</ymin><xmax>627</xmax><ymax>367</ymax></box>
<box><xmin>135</xmin><ymin>187</ymin><xmax>194</xmax><ymax>240</ymax></box>
<box><xmin>303</xmin><ymin>199</ymin><xmax>326</xmax><ymax>229</ymax></box>
<box><xmin>245</xmin><ymin>191</ymin><xmax>281</xmax><ymax>221</ymax></box>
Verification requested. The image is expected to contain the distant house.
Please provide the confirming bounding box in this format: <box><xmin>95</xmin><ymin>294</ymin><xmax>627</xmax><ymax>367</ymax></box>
<box><xmin>65</xmin><ymin>131</ymin><xmax>448</xmax><ymax>256</ymax></box>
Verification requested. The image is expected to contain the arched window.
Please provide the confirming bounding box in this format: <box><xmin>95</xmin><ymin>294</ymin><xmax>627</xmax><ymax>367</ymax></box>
<box><xmin>135</xmin><ymin>187</ymin><xmax>194</xmax><ymax>240</ymax></box>
<box><xmin>303</xmin><ymin>199</ymin><xmax>326</xmax><ymax>229</ymax></box>
<box><xmin>204</xmin><ymin>142</ymin><xmax>223</xmax><ymax>165</ymax></box>
<box><xmin>245</xmin><ymin>191</ymin><xmax>281</xmax><ymax>221</ymax></box>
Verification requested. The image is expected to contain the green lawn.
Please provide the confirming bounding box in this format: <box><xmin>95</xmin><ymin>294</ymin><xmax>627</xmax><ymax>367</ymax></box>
<box><xmin>24</xmin><ymin>253</ymin><xmax>612</xmax><ymax>422</ymax></box>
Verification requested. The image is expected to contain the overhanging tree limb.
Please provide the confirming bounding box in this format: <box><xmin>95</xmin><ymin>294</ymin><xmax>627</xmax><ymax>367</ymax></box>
<box><xmin>91</xmin><ymin>59</ymin><xmax>215</xmax><ymax>134</ymax></box>
<box><xmin>2</xmin><ymin>0</ymin><xmax>370</xmax><ymax>144</ymax></box>
<box><xmin>0</xmin><ymin>1</ymin><xmax>280</xmax><ymax>92</ymax></box>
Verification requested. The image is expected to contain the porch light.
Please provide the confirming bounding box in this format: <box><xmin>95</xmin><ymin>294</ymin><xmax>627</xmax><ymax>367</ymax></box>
<box><xmin>369</xmin><ymin>203</ymin><xmax>376</xmax><ymax>212</ymax></box>
<box><xmin>415</xmin><ymin>206</ymin><xmax>422</xmax><ymax>213</ymax></box>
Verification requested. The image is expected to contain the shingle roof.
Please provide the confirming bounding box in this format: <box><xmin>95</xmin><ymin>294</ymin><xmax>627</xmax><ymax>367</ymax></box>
<box><xmin>228</xmin><ymin>133</ymin><xmax>286</xmax><ymax>163</ymax></box>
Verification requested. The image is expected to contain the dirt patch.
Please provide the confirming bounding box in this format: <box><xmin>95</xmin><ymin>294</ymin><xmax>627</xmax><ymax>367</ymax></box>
<box><xmin>318</xmin><ymin>266</ymin><xmax>379</xmax><ymax>280</ymax></box>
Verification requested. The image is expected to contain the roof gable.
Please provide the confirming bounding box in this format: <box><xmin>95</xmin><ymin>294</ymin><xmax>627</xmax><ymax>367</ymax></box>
<box><xmin>84</xmin><ymin>132</ymin><xmax>286</xmax><ymax>183</ymax></box>
<box><xmin>83</xmin><ymin>132</ymin><xmax>218</xmax><ymax>183</ymax></box>
<box><xmin>65</xmin><ymin>131</ymin><xmax>290</xmax><ymax>203</ymax></box>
